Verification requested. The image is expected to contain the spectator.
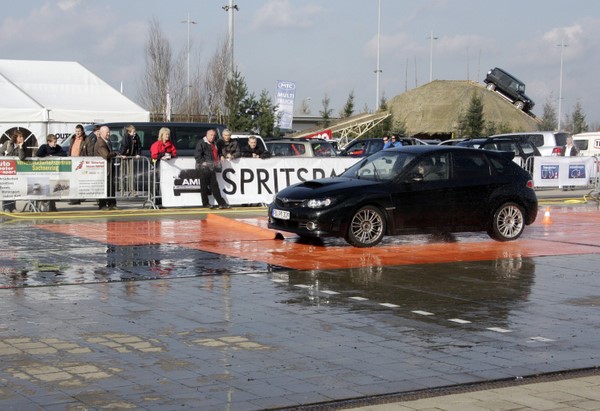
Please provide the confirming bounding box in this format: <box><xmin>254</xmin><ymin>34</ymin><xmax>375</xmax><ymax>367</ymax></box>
<box><xmin>194</xmin><ymin>129</ymin><xmax>230</xmax><ymax>209</ymax></box>
<box><xmin>561</xmin><ymin>135</ymin><xmax>578</xmax><ymax>191</ymax></box>
<box><xmin>241</xmin><ymin>136</ymin><xmax>270</xmax><ymax>158</ymax></box>
<box><xmin>149</xmin><ymin>128</ymin><xmax>176</xmax><ymax>207</ymax></box>
<box><xmin>561</xmin><ymin>135</ymin><xmax>578</xmax><ymax>157</ymax></box>
<box><xmin>94</xmin><ymin>126</ymin><xmax>119</xmax><ymax>210</ymax></box>
<box><xmin>85</xmin><ymin>125</ymin><xmax>101</xmax><ymax>156</ymax></box>
<box><xmin>67</xmin><ymin>124</ymin><xmax>88</xmax><ymax>205</ymax></box>
<box><xmin>383</xmin><ymin>135</ymin><xmax>393</xmax><ymax>149</ymax></box>
<box><xmin>68</xmin><ymin>124</ymin><xmax>88</xmax><ymax>156</ymax></box>
<box><xmin>219</xmin><ymin>128</ymin><xmax>241</xmax><ymax>161</ymax></box>
<box><xmin>35</xmin><ymin>134</ymin><xmax>64</xmax><ymax>212</ymax></box>
<box><xmin>36</xmin><ymin>134</ymin><xmax>65</xmax><ymax>157</ymax></box>
<box><xmin>390</xmin><ymin>135</ymin><xmax>403</xmax><ymax>147</ymax></box>
<box><xmin>1</xmin><ymin>130</ymin><xmax>27</xmax><ymax>212</ymax></box>
<box><xmin>150</xmin><ymin>127</ymin><xmax>177</xmax><ymax>163</ymax></box>
<box><xmin>120</xmin><ymin>125</ymin><xmax>142</xmax><ymax>197</ymax></box>
<box><xmin>120</xmin><ymin>125</ymin><xmax>142</xmax><ymax>157</ymax></box>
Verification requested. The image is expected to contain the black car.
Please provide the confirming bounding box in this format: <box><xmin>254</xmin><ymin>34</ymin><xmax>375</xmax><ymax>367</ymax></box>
<box><xmin>484</xmin><ymin>67</ymin><xmax>535</xmax><ymax>112</ymax></box>
<box><xmin>268</xmin><ymin>146</ymin><xmax>538</xmax><ymax>247</ymax></box>
<box><xmin>438</xmin><ymin>138</ymin><xmax>487</xmax><ymax>148</ymax></box>
<box><xmin>339</xmin><ymin>137</ymin><xmax>429</xmax><ymax>158</ymax></box>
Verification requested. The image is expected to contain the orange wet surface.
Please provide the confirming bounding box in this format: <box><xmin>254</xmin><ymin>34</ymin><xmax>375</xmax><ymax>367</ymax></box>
<box><xmin>37</xmin><ymin>207</ymin><xmax>600</xmax><ymax>270</ymax></box>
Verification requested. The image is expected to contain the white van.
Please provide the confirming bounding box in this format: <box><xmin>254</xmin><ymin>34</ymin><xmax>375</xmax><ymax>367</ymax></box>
<box><xmin>572</xmin><ymin>132</ymin><xmax>600</xmax><ymax>157</ymax></box>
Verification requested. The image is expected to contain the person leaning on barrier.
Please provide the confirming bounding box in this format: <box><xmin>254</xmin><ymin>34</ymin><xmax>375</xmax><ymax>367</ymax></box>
<box><xmin>150</xmin><ymin>127</ymin><xmax>177</xmax><ymax>163</ymax></box>
<box><xmin>149</xmin><ymin>127</ymin><xmax>177</xmax><ymax>207</ymax></box>
<box><xmin>241</xmin><ymin>135</ymin><xmax>271</xmax><ymax>159</ymax></box>
<box><xmin>94</xmin><ymin>126</ymin><xmax>119</xmax><ymax>210</ymax></box>
<box><xmin>35</xmin><ymin>134</ymin><xmax>65</xmax><ymax>212</ymax></box>
<box><xmin>1</xmin><ymin>129</ymin><xmax>27</xmax><ymax>213</ymax></box>
<box><xmin>219</xmin><ymin>128</ymin><xmax>241</xmax><ymax>161</ymax></box>
<box><xmin>195</xmin><ymin>129</ymin><xmax>230</xmax><ymax>209</ymax></box>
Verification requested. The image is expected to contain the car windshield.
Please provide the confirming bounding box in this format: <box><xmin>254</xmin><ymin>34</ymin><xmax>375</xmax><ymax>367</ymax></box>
<box><xmin>342</xmin><ymin>151</ymin><xmax>416</xmax><ymax>181</ymax></box>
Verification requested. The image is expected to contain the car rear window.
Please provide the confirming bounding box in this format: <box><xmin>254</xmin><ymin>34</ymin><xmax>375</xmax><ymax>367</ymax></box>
<box><xmin>453</xmin><ymin>152</ymin><xmax>490</xmax><ymax>180</ymax></box>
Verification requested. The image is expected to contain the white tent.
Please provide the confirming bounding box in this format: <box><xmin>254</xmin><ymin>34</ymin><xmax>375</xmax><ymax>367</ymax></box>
<box><xmin>0</xmin><ymin>59</ymin><xmax>149</xmax><ymax>147</ymax></box>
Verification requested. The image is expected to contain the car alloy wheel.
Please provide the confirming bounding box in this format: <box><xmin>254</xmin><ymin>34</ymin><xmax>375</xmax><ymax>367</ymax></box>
<box><xmin>346</xmin><ymin>205</ymin><xmax>386</xmax><ymax>247</ymax></box>
<box><xmin>488</xmin><ymin>202</ymin><xmax>525</xmax><ymax>241</ymax></box>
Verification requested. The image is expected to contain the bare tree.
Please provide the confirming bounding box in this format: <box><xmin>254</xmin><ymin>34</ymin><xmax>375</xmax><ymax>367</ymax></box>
<box><xmin>138</xmin><ymin>18</ymin><xmax>173</xmax><ymax>118</ymax></box>
<box><xmin>204</xmin><ymin>39</ymin><xmax>231</xmax><ymax>123</ymax></box>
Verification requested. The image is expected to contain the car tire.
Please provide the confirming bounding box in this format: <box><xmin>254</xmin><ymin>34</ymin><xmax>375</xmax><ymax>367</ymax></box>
<box><xmin>345</xmin><ymin>205</ymin><xmax>386</xmax><ymax>247</ymax></box>
<box><xmin>514</xmin><ymin>101</ymin><xmax>525</xmax><ymax>110</ymax></box>
<box><xmin>486</xmin><ymin>83</ymin><xmax>496</xmax><ymax>91</ymax></box>
<box><xmin>488</xmin><ymin>202</ymin><xmax>525</xmax><ymax>241</ymax></box>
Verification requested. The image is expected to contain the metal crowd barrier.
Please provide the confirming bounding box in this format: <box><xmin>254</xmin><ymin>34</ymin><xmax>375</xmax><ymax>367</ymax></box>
<box><xmin>0</xmin><ymin>156</ymin><xmax>160</xmax><ymax>212</ymax></box>
<box><xmin>109</xmin><ymin>156</ymin><xmax>159</xmax><ymax>209</ymax></box>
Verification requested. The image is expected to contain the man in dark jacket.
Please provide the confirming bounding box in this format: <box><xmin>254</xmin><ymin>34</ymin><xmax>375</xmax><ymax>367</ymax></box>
<box><xmin>241</xmin><ymin>136</ymin><xmax>270</xmax><ymax>158</ymax></box>
<box><xmin>218</xmin><ymin>128</ymin><xmax>241</xmax><ymax>161</ymax></box>
<box><xmin>194</xmin><ymin>129</ymin><xmax>230</xmax><ymax>209</ymax></box>
<box><xmin>94</xmin><ymin>126</ymin><xmax>119</xmax><ymax>210</ymax></box>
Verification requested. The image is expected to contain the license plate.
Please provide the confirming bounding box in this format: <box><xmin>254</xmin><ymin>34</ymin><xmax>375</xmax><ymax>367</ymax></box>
<box><xmin>272</xmin><ymin>208</ymin><xmax>290</xmax><ymax>220</ymax></box>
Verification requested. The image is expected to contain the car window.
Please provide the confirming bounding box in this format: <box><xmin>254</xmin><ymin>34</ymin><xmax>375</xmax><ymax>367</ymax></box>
<box><xmin>407</xmin><ymin>153</ymin><xmax>450</xmax><ymax>182</ymax></box>
<box><xmin>453</xmin><ymin>151</ymin><xmax>490</xmax><ymax>180</ymax></box>
<box><xmin>311</xmin><ymin>141</ymin><xmax>335</xmax><ymax>157</ymax></box>
<box><xmin>342</xmin><ymin>151</ymin><xmax>416</xmax><ymax>181</ymax></box>
<box><xmin>574</xmin><ymin>139</ymin><xmax>588</xmax><ymax>150</ymax></box>
<box><xmin>528</xmin><ymin>134</ymin><xmax>543</xmax><ymax>147</ymax></box>
<box><xmin>520</xmin><ymin>142</ymin><xmax>536</xmax><ymax>156</ymax></box>
<box><xmin>554</xmin><ymin>132</ymin><xmax>570</xmax><ymax>147</ymax></box>
<box><xmin>345</xmin><ymin>141</ymin><xmax>367</xmax><ymax>156</ymax></box>
<box><xmin>367</xmin><ymin>140</ymin><xmax>384</xmax><ymax>154</ymax></box>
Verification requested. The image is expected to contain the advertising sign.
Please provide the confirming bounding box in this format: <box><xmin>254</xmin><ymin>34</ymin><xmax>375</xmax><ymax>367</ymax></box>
<box><xmin>275</xmin><ymin>80</ymin><xmax>296</xmax><ymax>130</ymax></box>
<box><xmin>160</xmin><ymin>157</ymin><xmax>360</xmax><ymax>207</ymax></box>
<box><xmin>304</xmin><ymin>129</ymin><xmax>333</xmax><ymax>140</ymax></box>
<box><xmin>532</xmin><ymin>156</ymin><xmax>595</xmax><ymax>187</ymax></box>
<box><xmin>0</xmin><ymin>157</ymin><xmax>106</xmax><ymax>201</ymax></box>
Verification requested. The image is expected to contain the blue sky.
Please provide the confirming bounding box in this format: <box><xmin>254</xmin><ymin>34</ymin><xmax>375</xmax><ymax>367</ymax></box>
<box><xmin>1</xmin><ymin>0</ymin><xmax>599</xmax><ymax>126</ymax></box>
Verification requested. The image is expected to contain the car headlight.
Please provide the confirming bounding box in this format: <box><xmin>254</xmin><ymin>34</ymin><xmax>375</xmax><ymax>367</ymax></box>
<box><xmin>305</xmin><ymin>198</ymin><xmax>333</xmax><ymax>208</ymax></box>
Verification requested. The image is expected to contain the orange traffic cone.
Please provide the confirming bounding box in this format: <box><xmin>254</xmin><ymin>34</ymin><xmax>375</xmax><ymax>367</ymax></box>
<box><xmin>542</xmin><ymin>207</ymin><xmax>552</xmax><ymax>225</ymax></box>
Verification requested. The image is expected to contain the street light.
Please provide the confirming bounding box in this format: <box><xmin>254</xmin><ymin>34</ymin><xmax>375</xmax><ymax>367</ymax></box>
<box><xmin>222</xmin><ymin>1</ymin><xmax>239</xmax><ymax>78</ymax></box>
<box><xmin>557</xmin><ymin>39</ymin><xmax>568</xmax><ymax>131</ymax></box>
<box><xmin>428</xmin><ymin>30</ymin><xmax>438</xmax><ymax>83</ymax></box>
<box><xmin>181</xmin><ymin>13</ymin><xmax>196</xmax><ymax>121</ymax></box>
<box><xmin>374</xmin><ymin>0</ymin><xmax>382</xmax><ymax>111</ymax></box>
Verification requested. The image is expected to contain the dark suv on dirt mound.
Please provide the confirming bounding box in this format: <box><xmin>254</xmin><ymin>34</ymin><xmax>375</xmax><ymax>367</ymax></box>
<box><xmin>484</xmin><ymin>67</ymin><xmax>535</xmax><ymax>113</ymax></box>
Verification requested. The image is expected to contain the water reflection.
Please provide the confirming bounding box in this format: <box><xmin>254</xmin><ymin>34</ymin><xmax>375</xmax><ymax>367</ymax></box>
<box><xmin>281</xmin><ymin>256</ymin><xmax>536</xmax><ymax>325</ymax></box>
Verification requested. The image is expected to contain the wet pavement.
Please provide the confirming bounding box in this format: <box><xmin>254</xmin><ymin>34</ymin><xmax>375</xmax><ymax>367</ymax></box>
<box><xmin>0</xmin><ymin>201</ymin><xmax>599</xmax><ymax>410</ymax></box>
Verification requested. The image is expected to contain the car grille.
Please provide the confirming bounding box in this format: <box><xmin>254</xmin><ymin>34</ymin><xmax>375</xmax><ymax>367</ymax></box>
<box><xmin>274</xmin><ymin>197</ymin><xmax>304</xmax><ymax>209</ymax></box>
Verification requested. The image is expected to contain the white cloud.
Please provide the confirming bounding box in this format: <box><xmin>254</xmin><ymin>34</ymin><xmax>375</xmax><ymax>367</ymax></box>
<box><xmin>252</xmin><ymin>0</ymin><xmax>323</xmax><ymax>30</ymax></box>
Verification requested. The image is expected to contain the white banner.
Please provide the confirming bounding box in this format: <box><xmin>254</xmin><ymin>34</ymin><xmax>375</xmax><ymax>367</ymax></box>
<box><xmin>0</xmin><ymin>156</ymin><xmax>106</xmax><ymax>201</ymax></box>
<box><xmin>532</xmin><ymin>156</ymin><xmax>596</xmax><ymax>187</ymax></box>
<box><xmin>160</xmin><ymin>157</ymin><xmax>360</xmax><ymax>207</ymax></box>
<box><xmin>275</xmin><ymin>80</ymin><xmax>296</xmax><ymax>130</ymax></box>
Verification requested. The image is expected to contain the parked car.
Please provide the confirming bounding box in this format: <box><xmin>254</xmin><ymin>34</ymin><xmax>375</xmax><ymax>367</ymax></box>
<box><xmin>489</xmin><ymin>132</ymin><xmax>568</xmax><ymax>156</ymax></box>
<box><xmin>484</xmin><ymin>67</ymin><xmax>535</xmax><ymax>112</ymax></box>
<box><xmin>268</xmin><ymin>145</ymin><xmax>538</xmax><ymax>247</ymax></box>
<box><xmin>83</xmin><ymin>122</ymin><xmax>226</xmax><ymax>157</ymax></box>
<box><xmin>339</xmin><ymin>137</ymin><xmax>428</xmax><ymax>158</ymax></box>
<box><xmin>438</xmin><ymin>138</ymin><xmax>487</xmax><ymax>148</ymax></box>
<box><xmin>266</xmin><ymin>138</ymin><xmax>337</xmax><ymax>157</ymax></box>
<box><xmin>479</xmin><ymin>135</ymin><xmax>541</xmax><ymax>158</ymax></box>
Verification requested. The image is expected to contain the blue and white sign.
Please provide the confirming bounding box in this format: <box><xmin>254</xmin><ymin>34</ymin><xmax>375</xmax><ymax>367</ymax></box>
<box><xmin>275</xmin><ymin>80</ymin><xmax>296</xmax><ymax>130</ymax></box>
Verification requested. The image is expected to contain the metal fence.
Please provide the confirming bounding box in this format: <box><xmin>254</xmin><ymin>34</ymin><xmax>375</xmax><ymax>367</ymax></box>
<box><xmin>18</xmin><ymin>156</ymin><xmax>160</xmax><ymax>212</ymax></box>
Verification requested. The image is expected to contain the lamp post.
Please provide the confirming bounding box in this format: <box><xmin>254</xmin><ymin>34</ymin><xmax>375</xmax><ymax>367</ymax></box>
<box><xmin>181</xmin><ymin>13</ymin><xmax>196</xmax><ymax>121</ymax></box>
<box><xmin>557</xmin><ymin>39</ymin><xmax>568</xmax><ymax>131</ymax></box>
<box><xmin>374</xmin><ymin>0</ymin><xmax>382</xmax><ymax>111</ymax></box>
<box><xmin>428</xmin><ymin>30</ymin><xmax>438</xmax><ymax>83</ymax></box>
<box><xmin>222</xmin><ymin>1</ymin><xmax>239</xmax><ymax>78</ymax></box>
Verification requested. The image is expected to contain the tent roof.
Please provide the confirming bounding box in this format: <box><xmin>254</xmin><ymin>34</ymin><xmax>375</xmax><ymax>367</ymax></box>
<box><xmin>0</xmin><ymin>59</ymin><xmax>149</xmax><ymax>123</ymax></box>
